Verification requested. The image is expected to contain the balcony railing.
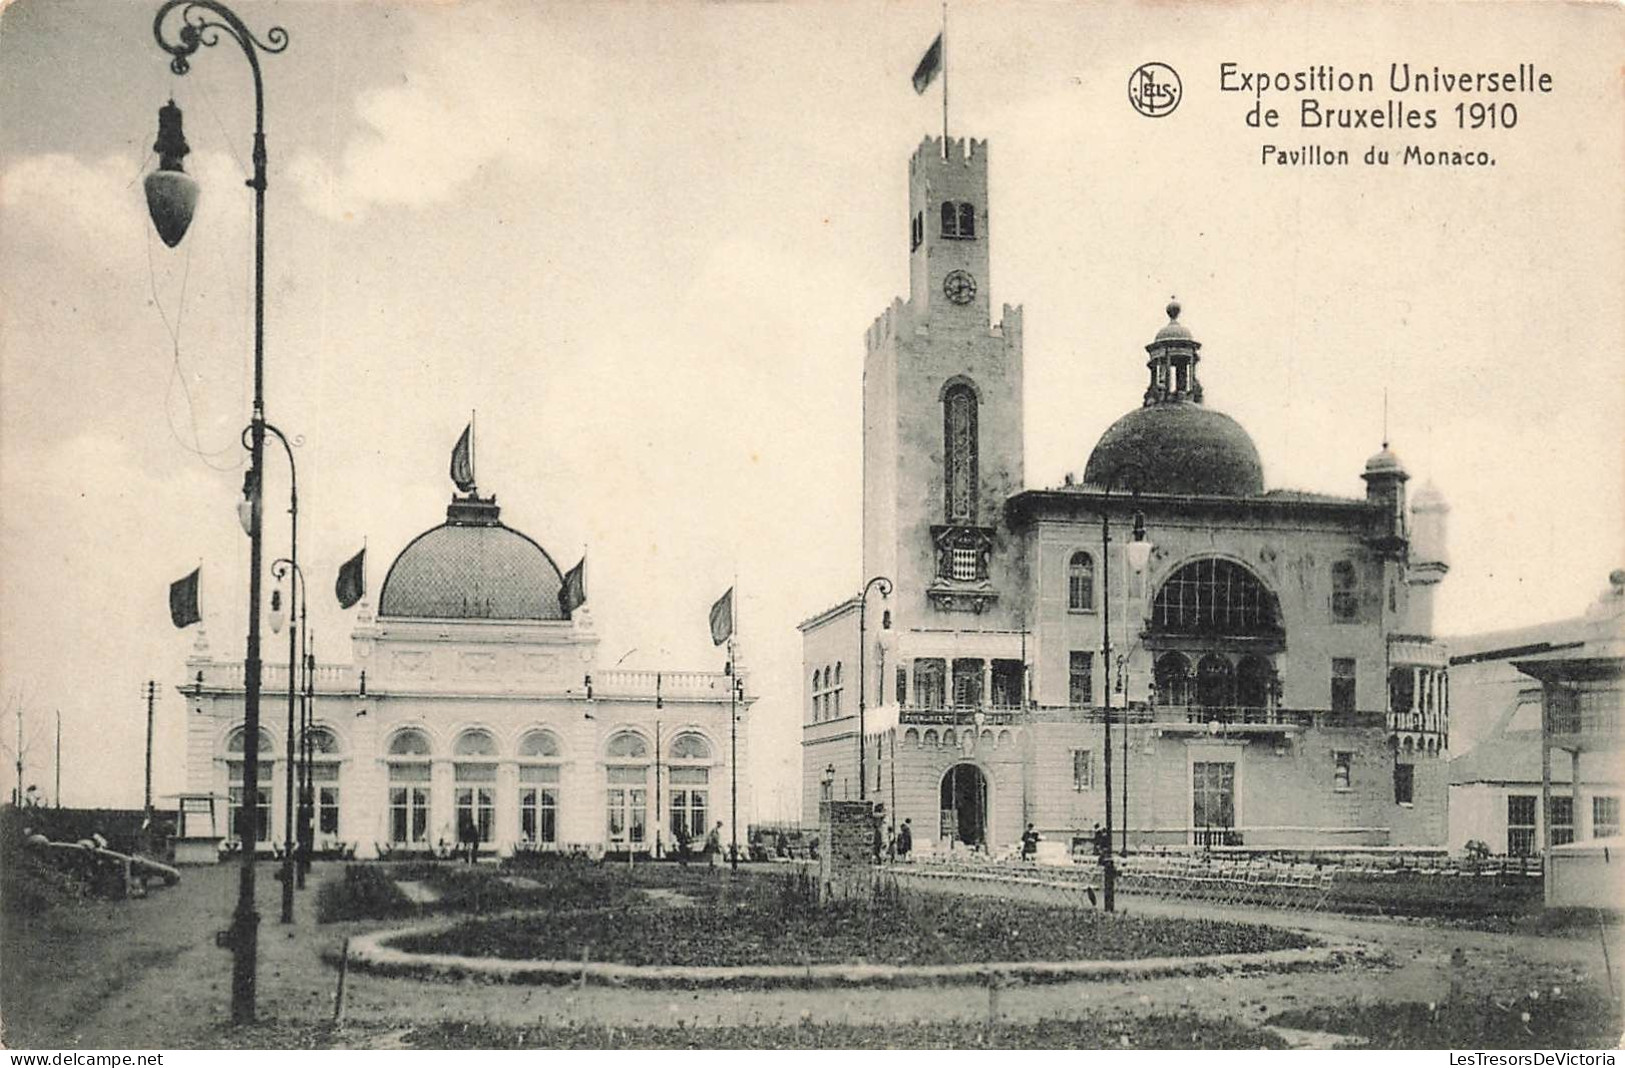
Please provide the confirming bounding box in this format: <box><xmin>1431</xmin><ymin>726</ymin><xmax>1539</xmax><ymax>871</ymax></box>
<box><xmin>895</xmin><ymin>703</ymin><xmax>1385</xmax><ymax>730</ymax></box>
<box><xmin>1548</xmin><ymin>707</ymin><xmax>1621</xmax><ymax>737</ymax></box>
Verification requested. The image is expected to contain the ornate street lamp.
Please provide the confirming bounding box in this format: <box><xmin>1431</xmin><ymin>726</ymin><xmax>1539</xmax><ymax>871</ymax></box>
<box><xmin>856</xmin><ymin>576</ymin><xmax>893</xmax><ymax>800</ymax></box>
<box><xmin>1098</xmin><ymin>469</ymin><xmax>1150</xmax><ymax>914</ymax></box>
<box><xmin>147</xmin><ymin>0</ymin><xmax>288</xmax><ymax>1025</ymax></box>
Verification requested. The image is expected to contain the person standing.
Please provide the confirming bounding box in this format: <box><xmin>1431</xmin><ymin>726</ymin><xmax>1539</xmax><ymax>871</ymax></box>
<box><xmin>1021</xmin><ymin>823</ymin><xmax>1041</xmax><ymax>862</ymax></box>
<box><xmin>706</xmin><ymin>821</ymin><xmax>723</xmax><ymax>867</ymax></box>
<box><xmin>896</xmin><ymin>818</ymin><xmax>913</xmax><ymax>861</ymax></box>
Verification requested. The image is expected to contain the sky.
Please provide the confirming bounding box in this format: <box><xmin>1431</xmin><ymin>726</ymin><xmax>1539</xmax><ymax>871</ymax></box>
<box><xmin>1</xmin><ymin>0</ymin><xmax>1620</xmax><ymax>816</ymax></box>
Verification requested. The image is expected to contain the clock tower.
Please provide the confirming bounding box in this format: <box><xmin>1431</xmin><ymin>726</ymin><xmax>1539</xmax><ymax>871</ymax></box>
<box><xmin>863</xmin><ymin>136</ymin><xmax>1025</xmax><ymax>630</ymax></box>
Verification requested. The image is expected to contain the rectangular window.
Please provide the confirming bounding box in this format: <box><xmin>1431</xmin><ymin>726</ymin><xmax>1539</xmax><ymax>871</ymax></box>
<box><xmin>456</xmin><ymin>787</ymin><xmax>496</xmax><ymax>843</ymax></box>
<box><xmin>519</xmin><ymin>787</ymin><xmax>558</xmax><ymax>843</ymax></box>
<box><xmin>1333</xmin><ymin>752</ymin><xmax>1353</xmax><ymax>791</ymax></box>
<box><xmin>1331</xmin><ymin>560</ymin><xmax>1359</xmax><ymax>622</ymax></box>
<box><xmin>951</xmin><ymin>546</ymin><xmax>977</xmax><ymax>581</ymax></box>
<box><xmin>1507</xmin><ymin>794</ymin><xmax>1537</xmax><ymax>856</ymax></box>
<box><xmin>1072</xmin><ymin>749</ymin><xmax>1093</xmax><ymax>791</ymax></box>
<box><xmin>227</xmin><ymin>761</ymin><xmax>272</xmax><ymax>843</ymax></box>
<box><xmin>317</xmin><ymin>786</ymin><xmax>340</xmax><ymax>836</ymax></box>
<box><xmin>1192</xmin><ymin>762</ymin><xmax>1236</xmax><ymax>830</ymax></box>
<box><xmin>951</xmin><ymin>658</ymin><xmax>983</xmax><ymax>708</ymax></box>
<box><xmin>1069</xmin><ymin>651</ymin><xmax>1093</xmax><ymax>708</ymax></box>
<box><xmin>991</xmin><ymin>659</ymin><xmax>1023</xmax><ymax>709</ymax></box>
<box><xmin>1549</xmin><ymin>796</ymin><xmax>1575</xmax><ymax>847</ymax></box>
<box><xmin>606</xmin><ymin>768</ymin><xmax>648</xmax><ymax>845</ymax></box>
<box><xmin>670</xmin><ymin>772</ymin><xmax>709</xmax><ymax>841</ymax></box>
<box><xmin>1593</xmin><ymin>796</ymin><xmax>1620</xmax><ymax>839</ymax></box>
<box><xmin>1393</xmin><ymin>762</ymin><xmax>1414</xmax><ymax>805</ymax></box>
<box><xmin>1331</xmin><ymin>658</ymin><xmax>1357</xmax><ymax>716</ymax></box>
<box><xmin>914</xmin><ymin>659</ymin><xmax>946</xmax><ymax>709</ymax></box>
<box><xmin>389</xmin><ymin>785</ymin><xmax>430</xmax><ymax>845</ymax></box>
<box><xmin>896</xmin><ymin>666</ymin><xmax>908</xmax><ymax>707</ymax></box>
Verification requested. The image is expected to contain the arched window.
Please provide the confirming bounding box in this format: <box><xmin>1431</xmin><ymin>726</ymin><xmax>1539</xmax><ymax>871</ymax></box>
<box><xmin>302</xmin><ymin>727</ymin><xmax>342</xmax><ymax>840</ymax></box>
<box><xmin>386</xmin><ymin>729</ymin><xmax>432</xmax><ymax>846</ymax></box>
<box><xmin>669</xmin><ymin>732</ymin><xmax>712</xmax><ymax>844</ymax></box>
<box><xmin>1236</xmin><ymin>656</ymin><xmax>1271</xmax><ymax>711</ymax></box>
<box><xmin>904</xmin><ymin>728</ymin><xmax>920</xmax><ymax>747</ymax></box>
<box><xmin>958</xmin><ymin>202</ymin><xmax>975</xmax><ymax>239</ymax></box>
<box><xmin>1196</xmin><ymin>654</ymin><xmax>1235</xmax><ymax>713</ymax></box>
<box><xmin>943</xmin><ymin>383</ymin><xmax>979</xmax><ymax>522</ymax></box>
<box><xmin>225</xmin><ymin>727</ymin><xmax>275</xmax><ymax>845</ymax></box>
<box><xmin>388</xmin><ymin>729</ymin><xmax>431</xmax><ymax>756</ymax></box>
<box><xmin>605</xmin><ymin>731</ymin><xmax>650</xmax><ymax>847</ymax></box>
<box><xmin>940</xmin><ymin>201</ymin><xmax>958</xmax><ymax>237</ymax></box>
<box><xmin>1068</xmin><ymin>552</ymin><xmax>1095</xmax><ymax>611</ymax></box>
<box><xmin>453</xmin><ymin>730</ymin><xmax>498</xmax><ymax>844</ymax></box>
<box><xmin>1154</xmin><ymin>653</ymin><xmax>1192</xmax><ymax>707</ymax></box>
<box><xmin>1151</xmin><ymin>558</ymin><xmax>1282</xmax><ymax>637</ymax></box>
<box><xmin>518</xmin><ymin>729</ymin><xmax>561</xmax><ymax>845</ymax></box>
<box><xmin>834</xmin><ymin>662</ymin><xmax>842</xmax><ymax>686</ymax></box>
<box><xmin>923</xmin><ymin>729</ymin><xmax>939</xmax><ymax>747</ymax></box>
<box><xmin>1331</xmin><ymin>560</ymin><xmax>1359</xmax><ymax>622</ymax></box>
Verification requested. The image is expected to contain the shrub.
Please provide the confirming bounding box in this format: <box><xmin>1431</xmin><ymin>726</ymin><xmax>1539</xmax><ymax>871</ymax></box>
<box><xmin>316</xmin><ymin>864</ymin><xmax>415</xmax><ymax>923</ymax></box>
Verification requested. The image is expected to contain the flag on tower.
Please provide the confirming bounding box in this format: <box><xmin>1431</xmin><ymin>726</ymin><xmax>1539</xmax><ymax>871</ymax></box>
<box><xmin>559</xmin><ymin>556</ymin><xmax>587</xmax><ymax>615</ymax></box>
<box><xmin>450</xmin><ymin>423</ymin><xmax>476</xmax><ymax>494</ymax></box>
<box><xmin>335</xmin><ymin>548</ymin><xmax>366</xmax><ymax>609</ymax></box>
<box><xmin>708</xmin><ymin>587</ymin><xmax>735</xmax><ymax>647</ymax></box>
<box><xmin>912</xmin><ymin>32</ymin><xmax>943</xmax><ymax>93</ymax></box>
<box><xmin>169</xmin><ymin>567</ymin><xmax>200</xmax><ymax>628</ymax></box>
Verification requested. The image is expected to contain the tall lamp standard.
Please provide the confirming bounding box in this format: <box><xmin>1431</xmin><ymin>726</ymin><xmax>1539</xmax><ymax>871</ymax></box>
<box><xmin>856</xmin><ymin>576</ymin><xmax>893</xmax><ymax>800</ymax></box>
<box><xmin>1098</xmin><ymin>472</ymin><xmax>1151</xmax><ymax>914</ymax></box>
<box><xmin>145</xmin><ymin>0</ymin><xmax>288</xmax><ymax>1025</ymax></box>
<box><xmin>262</xmin><ymin>423</ymin><xmax>301</xmax><ymax>924</ymax></box>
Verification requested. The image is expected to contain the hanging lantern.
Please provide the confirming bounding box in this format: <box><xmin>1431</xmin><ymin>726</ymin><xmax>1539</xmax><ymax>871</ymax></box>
<box><xmin>144</xmin><ymin>100</ymin><xmax>200</xmax><ymax>248</ymax></box>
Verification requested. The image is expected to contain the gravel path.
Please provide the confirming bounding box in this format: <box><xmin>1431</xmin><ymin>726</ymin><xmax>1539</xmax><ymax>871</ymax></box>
<box><xmin>17</xmin><ymin>862</ymin><xmax>1621</xmax><ymax>1049</ymax></box>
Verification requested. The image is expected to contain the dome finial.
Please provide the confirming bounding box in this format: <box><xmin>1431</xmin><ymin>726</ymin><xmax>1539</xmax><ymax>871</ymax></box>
<box><xmin>1166</xmin><ymin>296</ymin><xmax>1181</xmax><ymax>321</ymax></box>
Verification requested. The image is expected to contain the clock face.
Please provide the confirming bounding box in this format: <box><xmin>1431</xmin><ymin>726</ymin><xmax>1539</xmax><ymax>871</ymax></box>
<box><xmin>943</xmin><ymin>269</ymin><xmax>977</xmax><ymax>305</ymax></box>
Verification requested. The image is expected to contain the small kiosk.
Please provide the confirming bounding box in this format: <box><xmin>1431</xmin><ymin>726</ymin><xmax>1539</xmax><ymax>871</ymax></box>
<box><xmin>168</xmin><ymin>792</ymin><xmax>227</xmax><ymax>865</ymax></box>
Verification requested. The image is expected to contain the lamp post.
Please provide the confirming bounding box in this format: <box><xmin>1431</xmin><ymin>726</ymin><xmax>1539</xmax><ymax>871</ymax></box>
<box><xmin>262</xmin><ymin>423</ymin><xmax>300</xmax><ymax>924</ymax></box>
<box><xmin>1098</xmin><ymin>473</ymin><xmax>1151</xmax><ymax>914</ymax></box>
<box><xmin>856</xmin><ymin>576</ymin><xmax>893</xmax><ymax>801</ymax></box>
<box><xmin>147</xmin><ymin>0</ymin><xmax>287</xmax><ymax>1025</ymax></box>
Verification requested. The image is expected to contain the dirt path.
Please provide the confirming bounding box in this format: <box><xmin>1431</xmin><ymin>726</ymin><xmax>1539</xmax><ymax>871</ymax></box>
<box><xmin>15</xmin><ymin>863</ymin><xmax>1621</xmax><ymax>1049</ymax></box>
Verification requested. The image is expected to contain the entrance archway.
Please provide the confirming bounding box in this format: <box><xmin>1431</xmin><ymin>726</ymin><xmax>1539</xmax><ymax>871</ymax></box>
<box><xmin>939</xmin><ymin>764</ymin><xmax>988</xmax><ymax>848</ymax></box>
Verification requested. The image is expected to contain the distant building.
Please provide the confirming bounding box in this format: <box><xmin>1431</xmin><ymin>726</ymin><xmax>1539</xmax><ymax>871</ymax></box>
<box><xmin>182</xmin><ymin>472</ymin><xmax>749</xmax><ymax>858</ymax></box>
<box><xmin>800</xmin><ymin>136</ymin><xmax>1451</xmax><ymax>853</ymax></box>
<box><xmin>1447</xmin><ymin>573</ymin><xmax>1624</xmax><ymax>855</ymax></box>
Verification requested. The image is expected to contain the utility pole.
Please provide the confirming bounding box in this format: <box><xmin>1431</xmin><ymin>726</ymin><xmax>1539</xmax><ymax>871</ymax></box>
<box><xmin>145</xmin><ymin>680</ymin><xmax>156</xmax><ymax>821</ymax></box>
<box><xmin>14</xmin><ymin>702</ymin><xmax>22</xmax><ymax>806</ymax></box>
<box><xmin>55</xmin><ymin>710</ymin><xmax>61</xmax><ymax>808</ymax></box>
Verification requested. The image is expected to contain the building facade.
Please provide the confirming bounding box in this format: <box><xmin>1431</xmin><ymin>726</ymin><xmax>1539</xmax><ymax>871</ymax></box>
<box><xmin>182</xmin><ymin>480</ymin><xmax>749</xmax><ymax>859</ymax></box>
<box><xmin>801</xmin><ymin>136</ymin><xmax>1451</xmax><ymax>854</ymax></box>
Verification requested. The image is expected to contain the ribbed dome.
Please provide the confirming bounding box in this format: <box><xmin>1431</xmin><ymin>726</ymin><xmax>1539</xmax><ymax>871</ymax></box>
<box><xmin>1084</xmin><ymin>401</ymin><xmax>1265</xmax><ymax>497</ymax></box>
<box><xmin>379</xmin><ymin>498</ymin><xmax>565</xmax><ymax>621</ymax></box>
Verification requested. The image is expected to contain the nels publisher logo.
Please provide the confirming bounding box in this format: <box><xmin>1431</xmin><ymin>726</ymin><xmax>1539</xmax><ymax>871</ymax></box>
<box><xmin>1129</xmin><ymin>62</ymin><xmax>1182</xmax><ymax>117</ymax></box>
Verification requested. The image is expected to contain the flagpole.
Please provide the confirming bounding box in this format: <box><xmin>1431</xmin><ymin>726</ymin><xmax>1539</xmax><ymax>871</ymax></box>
<box><xmin>941</xmin><ymin>1</ymin><xmax>949</xmax><ymax>151</ymax></box>
<box><xmin>471</xmin><ymin>409</ymin><xmax>477</xmax><ymax>495</ymax></box>
<box><xmin>729</xmin><ymin>569</ymin><xmax>739</xmax><ymax>872</ymax></box>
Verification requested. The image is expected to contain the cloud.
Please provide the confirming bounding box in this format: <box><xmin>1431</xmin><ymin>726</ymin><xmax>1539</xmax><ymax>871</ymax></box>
<box><xmin>287</xmin><ymin>8</ymin><xmax>599</xmax><ymax>223</ymax></box>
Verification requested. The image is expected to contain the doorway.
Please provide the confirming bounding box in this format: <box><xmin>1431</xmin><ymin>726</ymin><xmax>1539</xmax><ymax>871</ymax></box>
<box><xmin>940</xmin><ymin>763</ymin><xmax>988</xmax><ymax>847</ymax></box>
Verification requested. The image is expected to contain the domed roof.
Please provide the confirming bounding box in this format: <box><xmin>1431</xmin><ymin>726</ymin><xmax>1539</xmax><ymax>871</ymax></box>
<box><xmin>1151</xmin><ymin>299</ymin><xmax>1195</xmax><ymax>345</ymax></box>
<box><xmin>378</xmin><ymin>497</ymin><xmax>566</xmax><ymax>621</ymax></box>
<box><xmin>1084</xmin><ymin>402</ymin><xmax>1265</xmax><ymax>497</ymax></box>
<box><xmin>1364</xmin><ymin>445</ymin><xmax>1406</xmax><ymax>477</ymax></box>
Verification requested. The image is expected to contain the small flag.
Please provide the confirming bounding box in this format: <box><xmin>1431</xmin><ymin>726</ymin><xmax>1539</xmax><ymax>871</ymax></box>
<box><xmin>559</xmin><ymin>556</ymin><xmax>587</xmax><ymax>615</ymax></box>
<box><xmin>169</xmin><ymin>567</ymin><xmax>200</xmax><ymax>628</ymax></box>
<box><xmin>708</xmin><ymin>587</ymin><xmax>734</xmax><ymax>647</ymax></box>
<box><xmin>335</xmin><ymin>548</ymin><xmax>366</xmax><ymax>609</ymax></box>
<box><xmin>912</xmin><ymin>33</ymin><xmax>943</xmax><ymax>94</ymax></box>
<box><xmin>450</xmin><ymin>423</ymin><xmax>476</xmax><ymax>494</ymax></box>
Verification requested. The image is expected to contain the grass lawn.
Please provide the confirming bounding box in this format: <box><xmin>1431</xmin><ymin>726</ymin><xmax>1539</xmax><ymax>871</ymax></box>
<box><xmin>1266</xmin><ymin>990</ymin><xmax>1624</xmax><ymax>1050</ymax></box>
<box><xmin>383</xmin><ymin>866</ymin><xmax>1313</xmax><ymax>967</ymax></box>
<box><xmin>214</xmin><ymin>1013</ymin><xmax>1292</xmax><ymax>1050</ymax></box>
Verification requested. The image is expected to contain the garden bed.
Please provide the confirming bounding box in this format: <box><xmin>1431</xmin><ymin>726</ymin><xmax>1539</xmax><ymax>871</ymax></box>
<box><xmin>386</xmin><ymin>872</ymin><xmax>1313</xmax><ymax>969</ymax></box>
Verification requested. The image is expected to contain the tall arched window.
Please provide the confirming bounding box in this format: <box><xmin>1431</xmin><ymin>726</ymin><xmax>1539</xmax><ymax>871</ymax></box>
<box><xmin>605</xmin><ymin>731</ymin><xmax>650</xmax><ymax>848</ymax></box>
<box><xmin>957</xmin><ymin>202</ymin><xmax>976</xmax><ymax>239</ymax></box>
<box><xmin>1154</xmin><ymin>652</ymin><xmax>1192</xmax><ymax>707</ymax></box>
<box><xmin>518</xmin><ymin>729</ymin><xmax>561</xmax><ymax>845</ymax></box>
<box><xmin>1068</xmin><ymin>552</ymin><xmax>1095</xmax><ymax>611</ymax></box>
<box><xmin>302</xmin><ymin>727</ymin><xmax>342</xmax><ymax>840</ymax></box>
<box><xmin>386</xmin><ymin>728</ymin><xmax>432</xmax><ymax>846</ymax></box>
<box><xmin>668</xmin><ymin>732</ymin><xmax>712</xmax><ymax>845</ymax></box>
<box><xmin>1151</xmin><ymin>558</ymin><xmax>1282</xmax><ymax>637</ymax></box>
<box><xmin>943</xmin><ymin>383</ymin><xmax>979</xmax><ymax>522</ymax></box>
<box><xmin>940</xmin><ymin>201</ymin><xmax>958</xmax><ymax>237</ymax></box>
<box><xmin>1236</xmin><ymin>656</ymin><xmax>1271</xmax><ymax>712</ymax></box>
<box><xmin>453</xmin><ymin>729</ymin><xmax>498</xmax><ymax>844</ymax></box>
<box><xmin>1197</xmin><ymin>654</ymin><xmax>1235</xmax><ymax>714</ymax></box>
<box><xmin>225</xmin><ymin>727</ymin><xmax>276</xmax><ymax>844</ymax></box>
<box><xmin>1331</xmin><ymin>560</ymin><xmax>1359</xmax><ymax>622</ymax></box>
